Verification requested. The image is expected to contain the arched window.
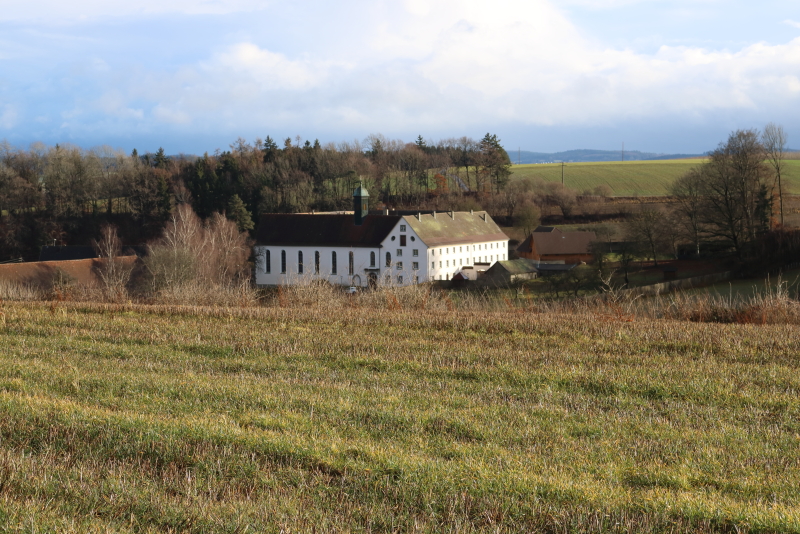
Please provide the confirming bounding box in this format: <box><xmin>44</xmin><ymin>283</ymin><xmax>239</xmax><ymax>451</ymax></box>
<box><xmin>370</xmin><ymin>251</ymin><xmax>376</xmax><ymax>267</ymax></box>
<box><xmin>331</xmin><ymin>251</ymin><xmax>337</xmax><ymax>274</ymax></box>
<box><xmin>315</xmin><ymin>251</ymin><xmax>320</xmax><ymax>274</ymax></box>
<box><xmin>265</xmin><ymin>250</ymin><xmax>271</xmax><ymax>273</ymax></box>
<box><xmin>280</xmin><ymin>250</ymin><xmax>286</xmax><ymax>273</ymax></box>
<box><xmin>386</xmin><ymin>252</ymin><xmax>391</xmax><ymax>267</ymax></box>
<box><xmin>349</xmin><ymin>251</ymin><xmax>354</xmax><ymax>275</ymax></box>
<box><xmin>298</xmin><ymin>251</ymin><xmax>303</xmax><ymax>274</ymax></box>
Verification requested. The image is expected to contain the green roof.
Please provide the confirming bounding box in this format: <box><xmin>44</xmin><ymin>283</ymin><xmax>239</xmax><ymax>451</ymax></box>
<box><xmin>352</xmin><ymin>185</ymin><xmax>369</xmax><ymax>197</ymax></box>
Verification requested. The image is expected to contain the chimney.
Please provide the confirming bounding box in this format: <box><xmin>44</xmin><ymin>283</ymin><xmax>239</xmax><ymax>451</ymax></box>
<box><xmin>416</xmin><ymin>212</ymin><xmax>421</xmax><ymax>220</ymax></box>
<box><xmin>449</xmin><ymin>211</ymin><xmax>454</xmax><ymax>219</ymax></box>
<box><xmin>470</xmin><ymin>209</ymin><xmax>473</xmax><ymax>215</ymax></box>
<box><xmin>383</xmin><ymin>208</ymin><xmax>389</xmax><ymax>216</ymax></box>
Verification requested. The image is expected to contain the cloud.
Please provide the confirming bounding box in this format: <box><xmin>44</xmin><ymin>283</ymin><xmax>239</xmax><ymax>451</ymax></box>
<box><xmin>785</xmin><ymin>19</ymin><xmax>800</xmax><ymax>29</ymax></box>
<box><xmin>5</xmin><ymin>0</ymin><xmax>800</xmax><ymax>149</ymax></box>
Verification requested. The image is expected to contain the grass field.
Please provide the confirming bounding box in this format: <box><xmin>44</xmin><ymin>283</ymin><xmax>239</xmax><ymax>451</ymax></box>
<box><xmin>511</xmin><ymin>159</ymin><xmax>800</xmax><ymax>197</ymax></box>
<box><xmin>0</xmin><ymin>301</ymin><xmax>799</xmax><ymax>532</ymax></box>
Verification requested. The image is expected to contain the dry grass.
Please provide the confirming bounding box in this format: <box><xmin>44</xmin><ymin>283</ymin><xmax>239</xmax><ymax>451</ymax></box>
<box><xmin>0</xmin><ymin>299</ymin><xmax>799</xmax><ymax>531</ymax></box>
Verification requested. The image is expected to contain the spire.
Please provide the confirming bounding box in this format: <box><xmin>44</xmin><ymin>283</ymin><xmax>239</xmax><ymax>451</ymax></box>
<box><xmin>353</xmin><ymin>182</ymin><xmax>369</xmax><ymax>225</ymax></box>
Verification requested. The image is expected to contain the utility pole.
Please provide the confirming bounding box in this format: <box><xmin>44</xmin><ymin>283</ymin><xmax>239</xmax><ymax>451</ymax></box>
<box><xmin>622</xmin><ymin>142</ymin><xmax>624</xmax><ymax>162</ymax></box>
<box><xmin>561</xmin><ymin>161</ymin><xmax>565</xmax><ymax>185</ymax></box>
<box><xmin>518</xmin><ymin>147</ymin><xmax>520</xmax><ymax>165</ymax></box>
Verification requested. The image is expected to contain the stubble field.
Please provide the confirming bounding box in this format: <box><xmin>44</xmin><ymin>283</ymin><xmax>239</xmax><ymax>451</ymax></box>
<box><xmin>0</xmin><ymin>301</ymin><xmax>798</xmax><ymax>532</ymax></box>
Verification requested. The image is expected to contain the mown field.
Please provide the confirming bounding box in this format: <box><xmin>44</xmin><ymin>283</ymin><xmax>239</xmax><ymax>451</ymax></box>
<box><xmin>510</xmin><ymin>159</ymin><xmax>800</xmax><ymax>196</ymax></box>
<box><xmin>0</xmin><ymin>301</ymin><xmax>798</xmax><ymax>532</ymax></box>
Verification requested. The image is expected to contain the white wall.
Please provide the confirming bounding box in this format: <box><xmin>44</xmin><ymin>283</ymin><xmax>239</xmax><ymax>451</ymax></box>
<box><xmin>427</xmin><ymin>239</ymin><xmax>508</xmax><ymax>281</ymax></box>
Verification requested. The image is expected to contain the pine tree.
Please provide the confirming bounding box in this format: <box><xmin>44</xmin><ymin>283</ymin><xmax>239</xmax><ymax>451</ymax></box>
<box><xmin>227</xmin><ymin>194</ymin><xmax>254</xmax><ymax>232</ymax></box>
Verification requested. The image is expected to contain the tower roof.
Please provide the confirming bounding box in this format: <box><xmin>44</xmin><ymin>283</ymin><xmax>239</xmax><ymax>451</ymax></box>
<box><xmin>352</xmin><ymin>184</ymin><xmax>369</xmax><ymax>197</ymax></box>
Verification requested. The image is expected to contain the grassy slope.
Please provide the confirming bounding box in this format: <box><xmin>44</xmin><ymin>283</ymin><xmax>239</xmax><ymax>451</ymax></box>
<box><xmin>511</xmin><ymin>159</ymin><xmax>800</xmax><ymax>197</ymax></box>
<box><xmin>0</xmin><ymin>302</ymin><xmax>799</xmax><ymax>532</ymax></box>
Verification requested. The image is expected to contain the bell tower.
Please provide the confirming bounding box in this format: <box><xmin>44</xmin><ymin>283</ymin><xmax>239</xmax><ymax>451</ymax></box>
<box><xmin>353</xmin><ymin>182</ymin><xmax>369</xmax><ymax>225</ymax></box>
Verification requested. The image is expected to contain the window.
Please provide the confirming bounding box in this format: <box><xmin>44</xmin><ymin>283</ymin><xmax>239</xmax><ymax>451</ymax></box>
<box><xmin>431</xmin><ymin>262</ymin><xmax>435</xmax><ymax>269</ymax></box>
<box><xmin>397</xmin><ymin>275</ymin><xmax>403</xmax><ymax>284</ymax></box>
<box><xmin>459</xmin><ymin>246</ymin><xmax>462</xmax><ymax>253</ymax></box>
<box><xmin>412</xmin><ymin>249</ymin><xmax>418</xmax><ymax>257</ymax></box>
<box><xmin>396</xmin><ymin>262</ymin><xmax>403</xmax><ymax>270</ymax></box>
<box><xmin>439</xmin><ymin>261</ymin><xmax>442</xmax><ymax>268</ymax></box>
<box><xmin>265</xmin><ymin>250</ymin><xmax>271</xmax><ymax>273</ymax></box>
<box><xmin>315</xmin><ymin>251</ymin><xmax>320</xmax><ymax>274</ymax></box>
<box><xmin>412</xmin><ymin>262</ymin><xmax>419</xmax><ymax>270</ymax></box>
<box><xmin>281</xmin><ymin>250</ymin><xmax>286</xmax><ymax>273</ymax></box>
<box><xmin>349</xmin><ymin>251</ymin><xmax>354</xmax><ymax>275</ymax></box>
<box><xmin>396</xmin><ymin>248</ymin><xmax>402</xmax><ymax>257</ymax></box>
<box><xmin>386</xmin><ymin>252</ymin><xmax>392</xmax><ymax>267</ymax></box>
<box><xmin>370</xmin><ymin>251</ymin><xmax>376</xmax><ymax>267</ymax></box>
<box><xmin>331</xmin><ymin>251</ymin><xmax>337</xmax><ymax>275</ymax></box>
<box><xmin>459</xmin><ymin>259</ymin><xmax>462</xmax><ymax>266</ymax></box>
<box><xmin>478</xmin><ymin>244</ymin><xmax>482</xmax><ymax>250</ymax></box>
<box><xmin>391</xmin><ymin>236</ymin><xmax>396</xmax><ymax>241</ymax></box>
<box><xmin>446</xmin><ymin>248</ymin><xmax>449</xmax><ymax>254</ymax></box>
<box><xmin>298</xmin><ymin>251</ymin><xmax>303</xmax><ymax>274</ymax></box>
<box><xmin>411</xmin><ymin>236</ymin><xmax>415</xmax><ymax>242</ymax></box>
<box><xmin>446</xmin><ymin>260</ymin><xmax>449</xmax><ymax>267</ymax></box>
<box><xmin>439</xmin><ymin>249</ymin><xmax>442</xmax><ymax>255</ymax></box>
<box><xmin>431</xmin><ymin>249</ymin><xmax>435</xmax><ymax>256</ymax></box>
<box><xmin>400</xmin><ymin>235</ymin><xmax>406</xmax><ymax>246</ymax></box>
<box><xmin>400</xmin><ymin>224</ymin><xmax>406</xmax><ymax>232</ymax></box>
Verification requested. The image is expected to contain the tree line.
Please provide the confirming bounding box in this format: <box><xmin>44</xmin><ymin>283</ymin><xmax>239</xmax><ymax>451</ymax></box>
<box><xmin>0</xmin><ymin>134</ymin><xmax>512</xmax><ymax>261</ymax></box>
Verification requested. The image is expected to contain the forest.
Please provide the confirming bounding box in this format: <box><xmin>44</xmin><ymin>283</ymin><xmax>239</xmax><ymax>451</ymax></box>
<box><xmin>0</xmin><ymin>133</ymin><xmax>515</xmax><ymax>262</ymax></box>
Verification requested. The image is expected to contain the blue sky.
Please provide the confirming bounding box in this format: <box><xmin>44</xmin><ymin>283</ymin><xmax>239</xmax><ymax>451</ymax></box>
<box><xmin>1</xmin><ymin>0</ymin><xmax>799</xmax><ymax>154</ymax></box>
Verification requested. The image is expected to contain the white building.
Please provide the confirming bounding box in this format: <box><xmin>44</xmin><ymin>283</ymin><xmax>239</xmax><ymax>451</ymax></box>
<box><xmin>254</xmin><ymin>186</ymin><xmax>508</xmax><ymax>287</ymax></box>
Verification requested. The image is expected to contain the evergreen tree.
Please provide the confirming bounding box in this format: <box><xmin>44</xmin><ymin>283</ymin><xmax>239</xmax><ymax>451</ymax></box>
<box><xmin>227</xmin><ymin>194</ymin><xmax>254</xmax><ymax>232</ymax></box>
<box><xmin>154</xmin><ymin>147</ymin><xmax>169</xmax><ymax>169</ymax></box>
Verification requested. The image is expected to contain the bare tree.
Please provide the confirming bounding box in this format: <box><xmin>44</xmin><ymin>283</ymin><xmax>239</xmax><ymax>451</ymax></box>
<box><xmin>762</xmin><ymin>123</ymin><xmax>787</xmax><ymax>226</ymax></box>
<box><xmin>93</xmin><ymin>225</ymin><xmax>133</xmax><ymax>301</ymax></box>
<box><xmin>697</xmin><ymin>130</ymin><xmax>771</xmax><ymax>257</ymax></box>
<box><xmin>670</xmin><ymin>168</ymin><xmax>705</xmax><ymax>255</ymax></box>
<box><xmin>627</xmin><ymin>204</ymin><xmax>666</xmax><ymax>266</ymax></box>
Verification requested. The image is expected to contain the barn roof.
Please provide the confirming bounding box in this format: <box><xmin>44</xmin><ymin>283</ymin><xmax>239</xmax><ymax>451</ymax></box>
<box><xmin>403</xmin><ymin>211</ymin><xmax>507</xmax><ymax>247</ymax></box>
<box><xmin>517</xmin><ymin>228</ymin><xmax>596</xmax><ymax>256</ymax></box>
<box><xmin>256</xmin><ymin>214</ymin><xmax>402</xmax><ymax>247</ymax></box>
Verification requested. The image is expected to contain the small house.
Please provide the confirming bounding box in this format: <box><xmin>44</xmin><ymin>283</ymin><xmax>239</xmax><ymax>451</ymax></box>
<box><xmin>516</xmin><ymin>226</ymin><xmax>596</xmax><ymax>263</ymax></box>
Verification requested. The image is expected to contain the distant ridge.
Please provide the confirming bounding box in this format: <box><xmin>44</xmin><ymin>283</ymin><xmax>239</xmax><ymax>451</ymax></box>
<box><xmin>511</xmin><ymin>149</ymin><xmax>704</xmax><ymax>164</ymax></box>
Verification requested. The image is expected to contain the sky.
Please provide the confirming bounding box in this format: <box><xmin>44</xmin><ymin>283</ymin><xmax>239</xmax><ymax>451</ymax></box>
<box><xmin>1</xmin><ymin>0</ymin><xmax>799</xmax><ymax>155</ymax></box>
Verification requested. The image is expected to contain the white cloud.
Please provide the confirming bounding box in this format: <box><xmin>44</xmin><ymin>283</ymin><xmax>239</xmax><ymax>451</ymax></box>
<box><xmin>785</xmin><ymin>19</ymin><xmax>800</xmax><ymax>29</ymax></box>
<box><xmin>8</xmin><ymin>0</ymin><xmax>800</xmax><ymax>144</ymax></box>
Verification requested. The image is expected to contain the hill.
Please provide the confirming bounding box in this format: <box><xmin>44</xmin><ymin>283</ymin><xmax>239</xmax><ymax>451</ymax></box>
<box><xmin>510</xmin><ymin>149</ymin><xmax>704</xmax><ymax>164</ymax></box>
<box><xmin>0</xmin><ymin>301</ymin><xmax>798</xmax><ymax>532</ymax></box>
<box><xmin>511</xmin><ymin>159</ymin><xmax>800</xmax><ymax>196</ymax></box>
